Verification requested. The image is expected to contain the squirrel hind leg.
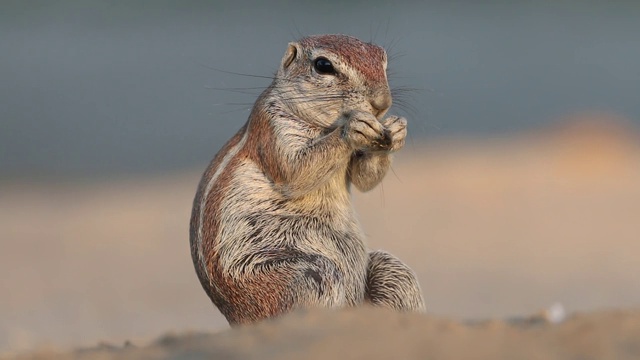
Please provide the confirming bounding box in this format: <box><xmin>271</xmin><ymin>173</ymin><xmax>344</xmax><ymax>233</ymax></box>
<box><xmin>218</xmin><ymin>250</ymin><xmax>347</xmax><ymax>324</ymax></box>
<box><xmin>365</xmin><ymin>250</ymin><xmax>426</xmax><ymax>313</ymax></box>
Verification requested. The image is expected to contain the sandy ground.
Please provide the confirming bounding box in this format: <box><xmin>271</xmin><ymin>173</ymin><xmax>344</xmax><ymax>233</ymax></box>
<box><xmin>13</xmin><ymin>307</ymin><xmax>640</xmax><ymax>360</ymax></box>
<box><xmin>2</xmin><ymin>114</ymin><xmax>640</xmax><ymax>358</ymax></box>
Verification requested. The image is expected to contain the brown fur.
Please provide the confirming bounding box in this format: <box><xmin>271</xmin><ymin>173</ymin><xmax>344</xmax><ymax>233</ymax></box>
<box><xmin>298</xmin><ymin>35</ymin><xmax>387</xmax><ymax>84</ymax></box>
<box><xmin>190</xmin><ymin>34</ymin><xmax>425</xmax><ymax>325</ymax></box>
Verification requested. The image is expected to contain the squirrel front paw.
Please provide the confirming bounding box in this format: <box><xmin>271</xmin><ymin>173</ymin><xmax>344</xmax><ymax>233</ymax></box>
<box><xmin>380</xmin><ymin>115</ymin><xmax>407</xmax><ymax>152</ymax></box>
<box><xmin>342</xmin><ymin>111</ymin><xmax>407</xmax><ymax>153</ymax></box>
<box><xmin>342</xmin><ymin>110</ymin><xmax>390</xmax><ymax>151</ymax></box>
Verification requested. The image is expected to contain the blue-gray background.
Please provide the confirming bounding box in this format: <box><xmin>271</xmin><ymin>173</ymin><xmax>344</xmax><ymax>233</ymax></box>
<box><xmin>2</xmin><ymin>0</ymin><xmax>639</xmax><ymax>180</ymax></box>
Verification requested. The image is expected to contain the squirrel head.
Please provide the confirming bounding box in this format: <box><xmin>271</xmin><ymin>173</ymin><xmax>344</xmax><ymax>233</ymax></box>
<box><xmin>274</xmin><ymin>34</ymin><xmax>392</xmax><ymax>128</ymax></box>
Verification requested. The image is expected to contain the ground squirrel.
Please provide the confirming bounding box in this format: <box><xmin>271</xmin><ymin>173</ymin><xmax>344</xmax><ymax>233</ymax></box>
<box><xmin>190</xmin><ymin>34</ymin><xmax>425</xmax><ymax>325</ymax></box>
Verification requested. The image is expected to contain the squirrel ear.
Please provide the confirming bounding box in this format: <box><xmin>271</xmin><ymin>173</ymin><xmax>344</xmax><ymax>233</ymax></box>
<box><xmin>281</xmin><ymin>42</ymin><xmax>298</xmax><ymax>70</ymax></box>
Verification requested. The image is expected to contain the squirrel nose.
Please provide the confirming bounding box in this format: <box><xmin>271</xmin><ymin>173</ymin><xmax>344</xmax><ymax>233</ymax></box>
<box><xmin>370</xmin><ymin>92</ymin><xmax>392</xmax><ymax>119</ymax></box>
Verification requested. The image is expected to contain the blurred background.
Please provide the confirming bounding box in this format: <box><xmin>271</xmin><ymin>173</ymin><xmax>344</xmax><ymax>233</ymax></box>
<box><xmin>1</xmin><ymin>0</ymin><xmax>639</xmax><ymax>355</ymax></box>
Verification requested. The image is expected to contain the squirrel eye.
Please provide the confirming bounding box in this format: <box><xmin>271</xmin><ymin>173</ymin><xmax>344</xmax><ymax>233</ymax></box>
<box><xmin>314</xmin><ymin>57</ymin><xmax>335</xmax><ymax>75</ymax></box>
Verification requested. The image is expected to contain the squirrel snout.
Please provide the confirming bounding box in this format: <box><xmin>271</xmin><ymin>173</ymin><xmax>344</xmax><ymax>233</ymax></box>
<box><xmin>370</xmin><ymin>92</ymin><xmax>392</xmax><ymax>119</ymax></box>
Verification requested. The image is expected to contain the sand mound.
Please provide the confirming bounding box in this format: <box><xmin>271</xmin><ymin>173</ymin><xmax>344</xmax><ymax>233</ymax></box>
<box><xmin>16</xmin><ymin>307</ymin><xmax>640</xmax><ymax>360</ymax></box>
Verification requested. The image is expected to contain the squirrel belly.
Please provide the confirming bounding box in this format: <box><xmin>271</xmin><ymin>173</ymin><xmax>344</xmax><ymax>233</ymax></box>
<box><xmin>189</xmin><ymin>34</ymin><xmax>425</xmax><ymax>325</ymax></box>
